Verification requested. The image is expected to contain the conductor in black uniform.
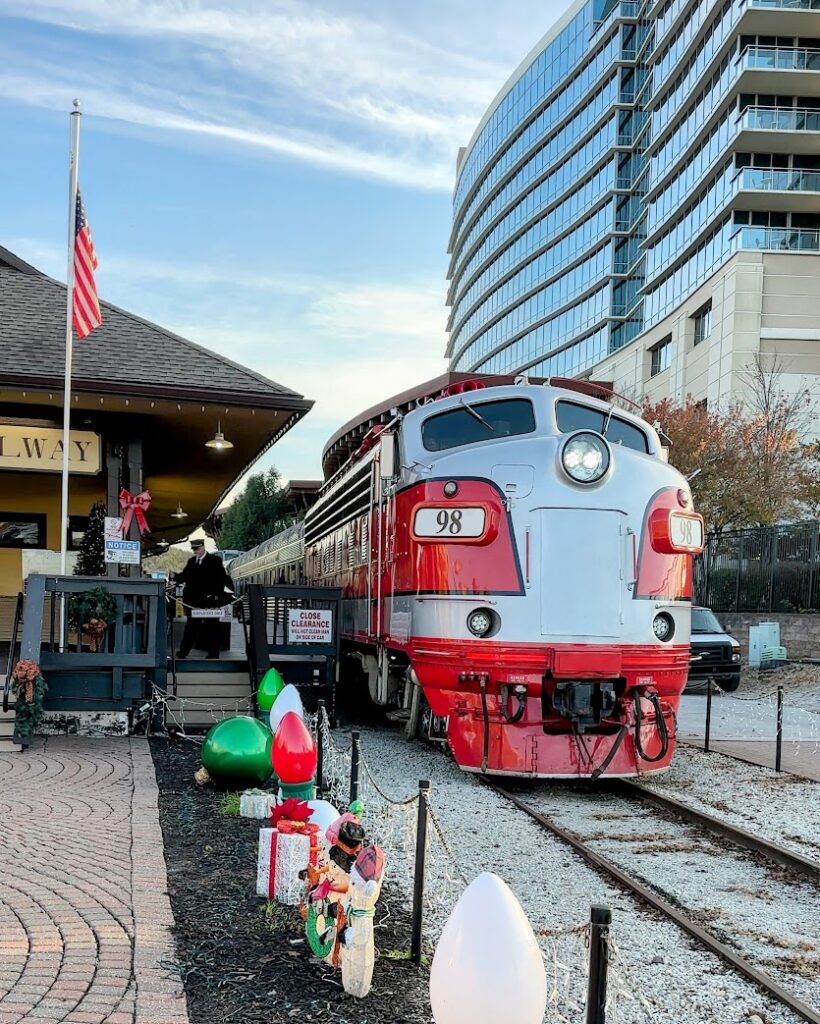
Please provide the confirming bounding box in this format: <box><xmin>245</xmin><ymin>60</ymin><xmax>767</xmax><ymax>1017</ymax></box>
<box><xmin>173</xmin><ymin>539</ymin><xmax>232</xmax><ymax>659</ymax></box>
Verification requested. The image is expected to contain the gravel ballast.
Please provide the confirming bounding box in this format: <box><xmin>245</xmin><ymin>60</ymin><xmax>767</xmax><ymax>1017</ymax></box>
<box><xmin>639</xmin><ymin>745</ymin><xmax>820</xmax><ymax>860</ymax></box>
<box><xmin>346</xmin><ymin>725</ymin><xmax>810</xmax><ymax>1024</ymax></box>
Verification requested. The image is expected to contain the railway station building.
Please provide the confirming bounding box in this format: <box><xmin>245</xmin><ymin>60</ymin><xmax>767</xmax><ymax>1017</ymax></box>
<box><xmin>446</xmin><ymin>0</ymin><xmax>820</xmax><ymax>435</ymax></box>
<box><xmin>0</xmin><ymin>244</ymin><xmax>312</xmax><ymax>632</ymax></box>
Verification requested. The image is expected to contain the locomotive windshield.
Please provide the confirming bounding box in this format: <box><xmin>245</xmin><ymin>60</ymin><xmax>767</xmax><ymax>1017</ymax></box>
<box><xmin>421</xmin><ymin>398</ymin><xmax>536</xmax><ymax>452</ymax></box>
<box><xmin>556</xmin><ymin>401</ymin><xmax>649</xmax><ymax>453</ymax></box>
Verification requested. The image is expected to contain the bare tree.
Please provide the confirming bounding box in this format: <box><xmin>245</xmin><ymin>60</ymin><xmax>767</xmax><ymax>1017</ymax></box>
<box><xmin>739</xmin><ymin>354</ymin><xmax>818</xmax><ymax>525</ymax></box>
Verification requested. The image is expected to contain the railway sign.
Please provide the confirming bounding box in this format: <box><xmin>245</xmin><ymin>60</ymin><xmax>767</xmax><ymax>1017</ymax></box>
<box><xmin>288</xmin><ymin>609</ymin><xmax>333</xmax><ymax>643</ymax></box>
<box><xmin>104</xmin><ymin>538</ymin><xmax>141</xmax><ymax>564</ymax></box>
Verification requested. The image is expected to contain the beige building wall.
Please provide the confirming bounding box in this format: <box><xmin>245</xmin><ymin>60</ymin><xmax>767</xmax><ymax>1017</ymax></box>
<box><xmin>588</xmin><ymin>252</ymin><xmax>820</xmax><ymax>440</ymax></box>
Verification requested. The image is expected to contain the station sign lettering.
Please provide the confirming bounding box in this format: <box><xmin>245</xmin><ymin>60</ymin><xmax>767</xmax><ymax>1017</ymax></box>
<box><xmin>287</xmin><ymin>609</ymin><xmax>333</xmax><ymax>644</ymax></box>
<box><xmin>0</xmin><ymin>424</ymin><xmax>101</xmax><ymax>474</ymax></box>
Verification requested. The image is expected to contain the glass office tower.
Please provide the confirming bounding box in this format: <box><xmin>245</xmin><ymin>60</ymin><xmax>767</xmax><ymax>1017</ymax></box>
<box><xmin>447</xmin><ymin>0</ymin><xmax>820</xmax><ymax>406</ymax></box>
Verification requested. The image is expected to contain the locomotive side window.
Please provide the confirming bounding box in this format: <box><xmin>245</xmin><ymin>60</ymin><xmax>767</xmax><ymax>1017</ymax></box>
<box><xmin>421</xmin><ymin>398</ymin><xmax>535</xmax><ymax>452</ymax></box>
<box><xmin>555</xmin><ymin>401</ymin><xmax>649</xmax><ymax>453</ymax></box>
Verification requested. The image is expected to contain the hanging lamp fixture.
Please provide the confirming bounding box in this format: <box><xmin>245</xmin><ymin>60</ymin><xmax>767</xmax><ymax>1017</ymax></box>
<box><xmin>205</xmin><ymin>421</ymin><xmax>234</xmax><ymax>450</ymax></box>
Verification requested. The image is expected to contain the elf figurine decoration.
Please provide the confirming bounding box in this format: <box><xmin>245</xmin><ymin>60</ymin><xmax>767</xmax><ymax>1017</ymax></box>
<box><xmin>304</xmin><ymin>817</ymin><xmax>366</xmax><ymax>964</ymax></box>
<box><xmin>340</xmin><ymin>845</ymin><xmax>385</xmax><ymax>998</ymax></box>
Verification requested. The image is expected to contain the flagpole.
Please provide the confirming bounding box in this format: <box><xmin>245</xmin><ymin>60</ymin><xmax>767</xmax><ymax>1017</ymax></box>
<box><xmin>58</xmin><ymin>100</ymin><xmax>81</xmax><ymax>650</ymax></box>
<box><xmin>60</xmin><ymin>99</ymin><xmax>82</xmax><ymax>579</ymax></box>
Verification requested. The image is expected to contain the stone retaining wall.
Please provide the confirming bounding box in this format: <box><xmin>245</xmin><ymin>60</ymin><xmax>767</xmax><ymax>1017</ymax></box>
<box><xmin>719</xmin><ymin>612</ymin><xmax>820</xmax><ymax>661</ymax></box>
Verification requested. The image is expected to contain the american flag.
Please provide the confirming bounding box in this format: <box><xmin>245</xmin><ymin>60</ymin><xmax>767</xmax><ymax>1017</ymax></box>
<box><xmin>72</xmin><ymin>188</ymin><xmax>102</xmax><ymax>339</ymax></box>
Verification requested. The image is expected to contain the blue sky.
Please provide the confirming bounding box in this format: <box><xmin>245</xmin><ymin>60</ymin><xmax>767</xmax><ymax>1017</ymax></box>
<box><xmin>1</xmin><ymin>0</ymin><xmax>570</xmax><ymax>490</ymax></box>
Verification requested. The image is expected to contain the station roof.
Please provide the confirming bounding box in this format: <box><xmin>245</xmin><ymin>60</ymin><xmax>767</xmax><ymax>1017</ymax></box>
<box><xmin>0</xmin><ymin>245</ymin><xmax>313</xmax><ymax>542</ymax></box>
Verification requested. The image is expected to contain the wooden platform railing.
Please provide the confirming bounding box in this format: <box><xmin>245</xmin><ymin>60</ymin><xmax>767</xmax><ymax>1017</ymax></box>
<box><xmin>20</xmin><ymin>575</ymin><xmax>167</xmax><ymax>712</ymax></box>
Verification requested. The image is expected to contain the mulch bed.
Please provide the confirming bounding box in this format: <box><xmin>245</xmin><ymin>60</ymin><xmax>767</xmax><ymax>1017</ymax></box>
<box><xmin>149</xmin><ymin>737</ymin><xmax>433</xmax><ymax>1024</ymax></box>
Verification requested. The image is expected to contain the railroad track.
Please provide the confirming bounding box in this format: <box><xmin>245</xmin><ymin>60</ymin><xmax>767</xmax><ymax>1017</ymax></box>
<box><xmin>487</xmin><ymin>780</ymin><xmax>820</xmax><ymax>1024</ymax></box>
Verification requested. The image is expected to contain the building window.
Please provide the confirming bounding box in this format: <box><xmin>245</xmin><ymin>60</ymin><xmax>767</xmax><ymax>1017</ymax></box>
<box><xmin>650</xmin><ymin>336</ymin><xmax>672</xmax><ymax>377</ymax></box>
<box><xmin>0</xmin><ymin>513</ymin><xmax>46</xmax><ymax>548</ymax></box>
<box><xmin>693</xmin><ymin>302</ymin><xmax>712</xmax><ymax>346</ymax></box>
<box><xmin>68</xmin><ymin>516</ymin><xmax>89</xmax><ymax>551</ymax></box>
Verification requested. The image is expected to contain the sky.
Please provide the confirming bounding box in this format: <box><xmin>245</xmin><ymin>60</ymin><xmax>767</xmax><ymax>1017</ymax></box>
<box><xmin>1</xmin><ymin>0</ymin><xmax>571</xmax><ymax>493</ymax></box>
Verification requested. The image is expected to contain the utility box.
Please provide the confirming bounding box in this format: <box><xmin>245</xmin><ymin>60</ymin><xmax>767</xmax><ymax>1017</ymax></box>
<box><xmin>749</xmin><ymin>621</ymin><xmax>780</xmax><ymax>667</ymax></box>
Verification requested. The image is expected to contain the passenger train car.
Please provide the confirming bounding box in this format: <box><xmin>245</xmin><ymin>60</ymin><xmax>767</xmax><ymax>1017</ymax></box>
<box><xmin>228</xmin><ymin>373</ymin><xmax>704</xmax><ymax>778</ymax></box>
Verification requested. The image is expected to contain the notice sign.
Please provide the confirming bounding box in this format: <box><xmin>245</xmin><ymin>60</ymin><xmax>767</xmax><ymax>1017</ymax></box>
<box><xmin>191</xmin><ymin>606</ymin><xmax>233</xmax><ymax>622</ymax></box>
<box><xmin>104</xmin><ymin>538</ymin><xmax>141</xmax><ymax>565</ymax></box>
<box><xmin>104</xmin><ymin>517</ymin><xmax>123</xmax><ymax>539</ymax></box>
<box><xmin>288</xmin><ymin>609</ymin><xmax>333</xmax><ymax>644</ymax></box>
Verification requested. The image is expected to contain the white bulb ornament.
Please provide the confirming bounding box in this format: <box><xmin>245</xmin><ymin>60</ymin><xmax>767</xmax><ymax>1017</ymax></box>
<box><xmin>430</xmin><ymin>872</ymin><xmax>547</xmax><ymax>1024</ymax></box>
<box><xmin>269</xmin><ymin>683</ymin><xmax>305</xmax><ymax>734</ymax></box>
<box><xmin>306</xmin><ymin>799</ymin><xmax>340</xmax><ymax>833</ymax></box>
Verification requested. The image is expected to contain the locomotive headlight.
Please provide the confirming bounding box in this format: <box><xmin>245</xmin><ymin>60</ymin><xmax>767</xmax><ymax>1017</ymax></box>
<box><xmin>561</xmin><ymin>432</ymin><xmax>610</xmax><ymax>484</ymax></box>
<box><xmin>652</xmin><ymin>613</ymin><xmax>675</xmax><ymax>642</ymax></box>
<box><xmin>467</xmin><ymin>608</ymin><xmax>495</xmax><ymax>637</ymax></box>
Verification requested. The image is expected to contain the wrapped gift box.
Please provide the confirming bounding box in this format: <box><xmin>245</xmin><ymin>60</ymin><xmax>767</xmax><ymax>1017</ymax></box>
<box><xmin>240</xmin><ymin>789</ymin><xmax>277</xmax><ymax>819</ymax></box>
<box><xmin>256</xmin><ymin>823</ymin><xmax>319</xmax><ymax>905</ymax></box>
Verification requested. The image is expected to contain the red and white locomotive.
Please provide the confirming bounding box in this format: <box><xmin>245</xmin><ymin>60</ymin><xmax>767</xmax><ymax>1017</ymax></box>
<box><xmin>230</xmin><ymin>373</ymin><xmax>704</xmax><ymax>778</ymax></box>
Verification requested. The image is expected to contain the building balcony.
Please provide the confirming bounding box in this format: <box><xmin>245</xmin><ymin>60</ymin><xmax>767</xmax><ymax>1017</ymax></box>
<box><xmin>744</xmin><ymin>0</ymin><xmax>820</xmax><ymax>10</ymax></box>
<box><xmin>734</xmin><ymin>167</ymin><xmax>820</xmax><ymax>211</ymax></box>
<box><xmin>737</xmin><ymin>47</ymin><xmax>820</xmax><ymax>98</ymax></box>
<box><xmin>739</xmin><ymin>0</ymin><xmax>820</xmax><ymax>37</ymax></box>
<box><xmin>738</xmin><ymin>106</ymin><xmax>820</xmax><ymax>154</ymax></box>
<box><xmin>742</xmin><ymin>45</ymin><xmax>820</xmax><ymax>72</ymax></box>
<box><xmin>734</xmin><ymin>225</ymin><xmax>820</xmax><ymax>251</ymax></box>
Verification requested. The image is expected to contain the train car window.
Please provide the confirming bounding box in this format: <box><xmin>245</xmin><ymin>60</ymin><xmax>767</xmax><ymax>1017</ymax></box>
<box><xmin>422</xmin><ymin>398</ymin><xmax>535</xmax><ymax>452</ymax></box>
<box><xmin>555</xmin><ymin>401</ymin><xmax>648</xmax><ymax>453</ymax></box>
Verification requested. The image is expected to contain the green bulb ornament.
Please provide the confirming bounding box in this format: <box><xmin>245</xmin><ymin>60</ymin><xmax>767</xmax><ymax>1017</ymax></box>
<box><xmin>201</xmin><ymin>716</ymin><xmax>273</xmax><ymax>787</ymax></box>
<box><xmin>256</xmin><ymin>668</ymin><xmax>286</xmax><ymax>711</ymax></box>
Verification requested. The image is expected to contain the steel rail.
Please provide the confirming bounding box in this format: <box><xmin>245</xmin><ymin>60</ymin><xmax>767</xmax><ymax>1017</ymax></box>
<box><xmin>617</xmin><ymin>780</ymin><xmax>820</xmax><ymax>883</ymax></box>
<box><xmin>489</xmin><ymin>783</ymin><xmax>820</xmax><ymax>1024</ymax></box>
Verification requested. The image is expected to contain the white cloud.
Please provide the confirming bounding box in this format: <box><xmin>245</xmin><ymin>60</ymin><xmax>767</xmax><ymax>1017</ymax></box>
<box><xmin>0</xmin><ymin>0</ymin><xmax>524</xmax><ymax>188</ymax></box>
<box><xmin>0</xmin><ymin>70</ymin><xmax>454</xmax><ymax>190</ymax></box>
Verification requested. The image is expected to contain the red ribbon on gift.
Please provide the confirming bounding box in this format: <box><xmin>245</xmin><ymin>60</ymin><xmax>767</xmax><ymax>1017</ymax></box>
<box><xmin>118</xmin><ymin>488</ymin><xmax>152</xmax><ymax>536</ymax></box>
<box><xmin>268</xmin><ymin>832</ymin><xmax>278</xmax><ymax>899</ymax></box>
<box><xmin>266</xmin><ymin>823</ymin><xmax>319</xmax><ymax>898</ymax></box>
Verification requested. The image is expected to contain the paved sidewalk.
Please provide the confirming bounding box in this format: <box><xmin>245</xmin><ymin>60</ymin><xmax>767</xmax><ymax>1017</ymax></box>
<box><xmin>0</xmin><ymin>738</ymin><xmax>189</xmax><ymax>1024</ymax></box>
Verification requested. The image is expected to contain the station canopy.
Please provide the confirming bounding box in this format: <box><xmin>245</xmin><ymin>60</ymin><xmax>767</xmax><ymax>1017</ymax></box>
<box><xmin>0</xmin><ymin>246</ymin><xmax>312</xmax><ymax>545</ymax></box>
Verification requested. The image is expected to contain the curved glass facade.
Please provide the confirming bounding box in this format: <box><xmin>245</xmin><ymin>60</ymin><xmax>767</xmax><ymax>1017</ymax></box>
<box><xmin>447</xmin><ymin>0</ymin><xmax>820</xmax><ymax>376</ymax></box>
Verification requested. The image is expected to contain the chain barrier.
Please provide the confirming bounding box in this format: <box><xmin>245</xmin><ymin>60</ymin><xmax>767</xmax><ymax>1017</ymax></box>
<box><xmin>699</xmin><ymin>692</ymin><xmax>819</xmax><ymax>767</ymax></box>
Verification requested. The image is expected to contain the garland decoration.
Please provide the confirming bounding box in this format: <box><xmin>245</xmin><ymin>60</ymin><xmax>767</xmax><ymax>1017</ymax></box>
<box><xmin>11</xmin><ymin>660</ymin><xmax>47</xmax><ymax>739</ymax></box>
<box><xmin>68</xmin><ymin>586</ymin><xmax>117</xmax><ymax>650</ymax></box>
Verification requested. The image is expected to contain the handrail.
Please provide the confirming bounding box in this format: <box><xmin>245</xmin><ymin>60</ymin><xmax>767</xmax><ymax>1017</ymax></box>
<box><xmin>3</xmin><ymin>592</ymin><xmax>24</xmax><ymax>713</ymax></box>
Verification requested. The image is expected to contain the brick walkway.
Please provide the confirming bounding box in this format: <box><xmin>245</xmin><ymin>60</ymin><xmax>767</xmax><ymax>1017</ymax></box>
<box><xmin>0</xmin><ymin>738</ymin><xmax>189</xmax><ymax>1024</ymax></box>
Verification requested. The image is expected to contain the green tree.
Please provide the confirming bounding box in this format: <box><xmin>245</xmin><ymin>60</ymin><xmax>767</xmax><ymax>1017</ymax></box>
<box><xmin>642</xmin><ymin>397</ymin><xmax>753</xmax><ymax>534</ymax></box>
<box><xmin>73</xmin><ymin>501</ymin><xmax>106</xmax><ymax>576</ymax></box>
<box><xmin>218</xmin><ymin>468</ymin><xmax>293</xmax><ymax>551</ymax></box>
<box><xmin>143</xmin><ymin>547</ymin><xmax>190</xmax><ymax>576</ymax></box>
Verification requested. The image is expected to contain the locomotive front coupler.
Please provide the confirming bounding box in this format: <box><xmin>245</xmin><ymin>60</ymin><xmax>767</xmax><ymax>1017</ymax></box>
<box><xmin>549</xmin><ymin>679</ymin><xmax>618</xmax><ymax>733</ymax></box>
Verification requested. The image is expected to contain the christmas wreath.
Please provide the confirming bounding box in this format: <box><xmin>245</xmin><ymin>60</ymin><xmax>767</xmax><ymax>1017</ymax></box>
<box><xmin>11</xmin><ymin>660</ymin><xmax>47</xmax><ymax>740</ymax></box>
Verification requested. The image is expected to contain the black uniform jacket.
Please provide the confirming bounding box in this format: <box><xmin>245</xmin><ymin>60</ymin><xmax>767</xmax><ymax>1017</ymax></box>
<box><xmin>176</xmin><ymin>553</ymin><xmax>232</xmax><ymax>608</ymax></box>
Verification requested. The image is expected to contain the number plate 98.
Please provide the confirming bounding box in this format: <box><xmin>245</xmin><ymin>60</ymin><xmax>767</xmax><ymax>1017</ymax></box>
<box><xmin>413</xmin><ymin>506</ymin><xmax>486</xmax><ymax>538</ymax></box>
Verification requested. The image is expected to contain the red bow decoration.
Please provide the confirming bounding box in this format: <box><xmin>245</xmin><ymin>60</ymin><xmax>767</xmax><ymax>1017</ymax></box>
<box><xmin>118</xmin><ymin>488</ymin><xmax>151</xmax><ymax>536</ymax></box>
<box><xmin>271</xmin><ymin>797</ymin><xmax>313</xmax><ymax>828</ymax></box>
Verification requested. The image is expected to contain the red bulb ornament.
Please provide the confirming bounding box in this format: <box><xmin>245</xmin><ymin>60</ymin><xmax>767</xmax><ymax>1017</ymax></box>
<box><xmin>272</xmin><ymin>711</ymin><xmax>318</xmax><ymax>784</ymax></box>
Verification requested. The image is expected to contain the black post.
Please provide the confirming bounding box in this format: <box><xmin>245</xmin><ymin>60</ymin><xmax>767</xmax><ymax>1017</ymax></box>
<box><xmin>704</xmin><ymin>678</ymin><xmax>713</xmax><ymax>754</ymax></box>
<box><xmin>349</xmin><ymin>731</ymin><xmax>361</xmax><ymax>804</ymax></box>
<box><xmin>316</xmin><ymin>699</ymin><xmax>325</xmax><ymax>797</ymax></box>
<box><xmin>586</xmin><ymin>904</ymin><xmax>612</xmax><ymax>1024</ymax></box>
<box><xmin>410</xmin><ymin>780</ymin><xmax>430</xmax><ymax>966</ymax></box>
<box><xmin>775</xmin><ymin>685</ymin><xmax>784</xmax><ymax>773</ymax></box>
